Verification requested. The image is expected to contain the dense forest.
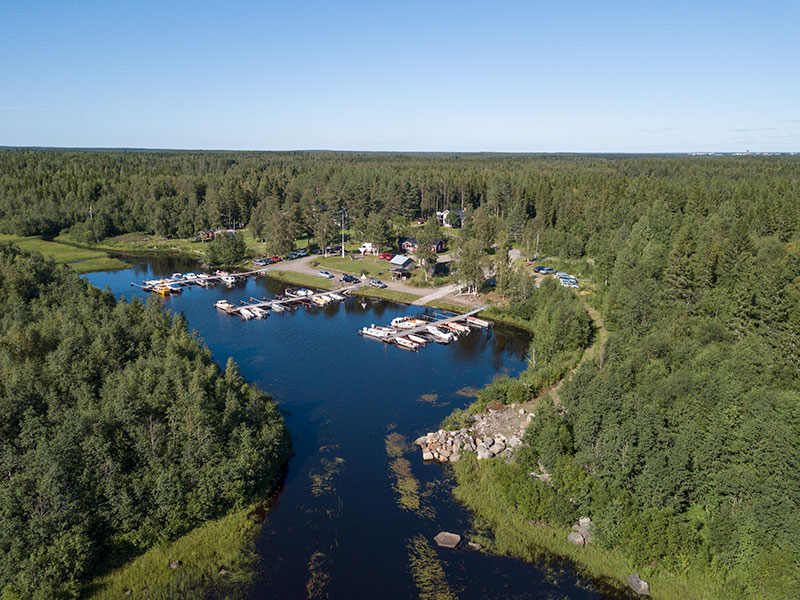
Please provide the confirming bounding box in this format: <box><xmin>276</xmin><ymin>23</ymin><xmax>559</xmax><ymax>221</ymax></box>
<box><xmin>1</xmin><ymin>149</ymin><xmax>799</xmax><ymax>597</ymax></box>
<box><xmin>0</xmin><ymin>244</ymin><xmax>291</xmax><ymax>599</ymax></box>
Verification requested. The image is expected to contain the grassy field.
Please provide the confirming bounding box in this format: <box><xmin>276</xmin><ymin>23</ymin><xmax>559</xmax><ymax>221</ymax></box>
<box><xmin>316</xmin><ymin>254</ymin><xmax>392</xmax><ymax>276</ymax></box>
<box><xmin>265</xmin><ymin>269</ymin><xmax>335</xmax><ymax>290</ymax></box>
<box><xmin>84</xmin><ymin>503</ymin><xmax>266</xmax><ymax>600</ymax></box>
<box><xmin>56</xmin><ymin>231</ymin><xmax>208</xmax><ymax>258</ymax></box>
<box><xmin>353</xmin><ymin>287</ymin><xmax>421</xmax><ymax>303</ymax></box>
<box><xmin>0</xmin><ymin>234</ymin><xmax>129</xmax><ymax>272</ymax></box>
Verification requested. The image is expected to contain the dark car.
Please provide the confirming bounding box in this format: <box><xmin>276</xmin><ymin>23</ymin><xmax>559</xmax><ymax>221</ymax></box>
<box><xmin>340</xmin><ymin>274</ymin><xmax>359</xmax><ymax>283</ymax></box>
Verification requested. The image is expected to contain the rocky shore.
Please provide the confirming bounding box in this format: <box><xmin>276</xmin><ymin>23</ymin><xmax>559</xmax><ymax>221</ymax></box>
<box><xmin>414</xmin><ymin>404</ymin><xmax>532</xmax><ymax>463</ymax></box>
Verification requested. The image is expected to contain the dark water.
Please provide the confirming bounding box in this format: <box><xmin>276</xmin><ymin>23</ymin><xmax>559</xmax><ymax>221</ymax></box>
<box><xmin>85</xmin><ymin>257</ymin><xmax>615</xmax><ymax>600</ymax></box>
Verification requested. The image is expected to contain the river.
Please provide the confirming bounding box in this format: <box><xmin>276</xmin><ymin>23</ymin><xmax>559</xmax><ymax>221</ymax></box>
<box><xmin>85</xmin><ymin>257</ymin><xmax>614</xmax><ymax>600</ymax></box>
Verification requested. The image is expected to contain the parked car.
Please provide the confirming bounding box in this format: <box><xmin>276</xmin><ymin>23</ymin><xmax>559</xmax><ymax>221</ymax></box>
<box><xmin>340</xmin><ymin>274</ymin><xmax>359</xmax><ymax>283</ymax></box>
<box><xmin>378</xmin><ymin>252</ymin><xmax>395</xmax><ymax>260</ymax></box>
<box><xmin>540</xmin><ymin>267</ymin><xmax>556</xmax><ymax>274</ymax></box>
<box><xmin>533</xmin><ymin>266</ymin><xmax>546</xmax><ymax>273</ymax></box>
<box><xmin>270</xmin><ymin>255</ymin><xmax>281</xmax><ymax>262</ymax></box>
<box><xmin>368</xmin><ymin>278</ymin><xmax>387</xmax><ymax>288</ymax></box>
<box><xmin>253</xmin><ymin>259</ymin><xmax>267</xmax><ymax>266</ymax></box>
<box><xmin>318</xmin><ymin>270</ymin><xmax>334</xmax><ymax>279</ymax></box>
<box><xmin>295</xmin><ymin>249</ymin><xmax>308</xmax><ymax>257</ymax></box>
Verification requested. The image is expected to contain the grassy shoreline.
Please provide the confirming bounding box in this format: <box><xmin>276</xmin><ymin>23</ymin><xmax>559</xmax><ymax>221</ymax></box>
<box><xmin>450</xmin><ymin>455</ymin><xmax>717</xmax><ymax>600</ymax></box>
<box><xmin>0</xmin><ymin>234</ymin><xmax>129</xmax><ymax>273</ymax></box>
<box><xmin>84</xmin><ymin>502</ymin><xmax>270</xmax><ymax>600</ymax></box>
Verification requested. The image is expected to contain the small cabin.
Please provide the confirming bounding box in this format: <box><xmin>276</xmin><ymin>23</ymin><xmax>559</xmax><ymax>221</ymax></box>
<box><xmin>436</xmin><ymin>209</ymin><xmax>465</xmax><ymax>228</ymax></box>
<box><xmin>398</xmin><ymin>237</ymin><xmax>444</xmax><ymax>254</ymax></box>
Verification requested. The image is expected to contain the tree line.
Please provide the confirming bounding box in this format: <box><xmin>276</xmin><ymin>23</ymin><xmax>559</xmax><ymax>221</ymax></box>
<box><xmin>0</xmin><ymin>244</ymin><xmax>291</xmax><ymax>599</ymax></box>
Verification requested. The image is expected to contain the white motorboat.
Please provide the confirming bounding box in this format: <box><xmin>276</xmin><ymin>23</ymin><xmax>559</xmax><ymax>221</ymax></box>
<box><xmin>444</xmin><ymin>321</ymin><xmax>470</xmax><ymax>334</ymax></box>
<box><xmin>395</xmin><ymin>336</ymin><xmax>420</xmax><ymax>351</ymax></box>
<box><xmin>170</xmin><ymin>273</ymin><xmax>184</xmax><ymax>281</ymax></box>
<box><xmin>239</xmin><ymin>308</ymin><xmax>254</xmax><ymax>320</ymax></box>
<box><xmin>221</xmin><ymin>275</ymin><xmax>236</xmax><ymax>286</ymax></box>
<box><xmin>183</xmin><ymin>272</ymin><xmax>197</xmax><ymax>280</ymax></box>
<box><xmin>466</xmin><ymin>315</ymin><xmax>491</xmax><ymax>328</ymax></box>
<box><xmin>249</xmin><ymin>306</ymin><xmax>268</xmax><ymax>318</ymax></box>
<box><xmin>270</xmin><ymin>303</ymin><xmax>286</xmax><ymax>313</ymax></box>
<box><xmin>359</xmin><ymin>325</ymin><xmax>394</xmax><ymax>340</ymax></box>
<box><xmin>328</xmin><ymin>292</ymin><xmax>345</xmax><ymax>301</ymax></box>
<box><xmin>215</xmin><ymin>300</ymin><xmax>235</xmax><ymax>311</ymax></box>
<box><xmin>426</xmin><ymin>325</ymin><xmax>455</xmax><ymax>343</ymax></box>
<box><xmin>406</xmin><ymin>333</ymin><xmax>427</xmax><ymax>346</ymax></box>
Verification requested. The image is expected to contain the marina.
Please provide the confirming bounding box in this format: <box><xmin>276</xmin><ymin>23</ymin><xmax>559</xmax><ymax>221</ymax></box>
<box><xmin>84</xmin><ymin>257</ymin><xmax>605</xmax><ymax>600</ymax></box>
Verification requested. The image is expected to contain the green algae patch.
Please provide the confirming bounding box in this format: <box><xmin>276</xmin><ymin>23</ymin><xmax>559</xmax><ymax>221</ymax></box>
<box><xmin>305</xmin><ymin>551</ymin><xmax>331</xmax><ymax>599</ymax></box>
<box><xmin>406</xmin><ymin>534</ymin><xmax>458</xmax><ymax>600</ymax></box>
<box><xmin>309</xmin><ymin>456</ymin><xmax>346</xmax><ymax>498</ymax></box>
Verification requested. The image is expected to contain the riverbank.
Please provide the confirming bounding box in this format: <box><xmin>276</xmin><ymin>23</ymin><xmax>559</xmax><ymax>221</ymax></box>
<box><xmin>0</xmin><ymin>233</ymin><xmax>129</xmax><ymax>273</ymax></box>
<box><xmin>85</xmin><ymin>501</ymin><xmax>271</xmax><ymax>600</ymax></box>
<box><xmin>450</xmin><ymin>456</ymin><xmax>716</xmax><ymax>600</ymax></box>
<box><xmin>434</xmin><ymin>299</ymin><xmax>737</xmax><ymax>600</ymax></box>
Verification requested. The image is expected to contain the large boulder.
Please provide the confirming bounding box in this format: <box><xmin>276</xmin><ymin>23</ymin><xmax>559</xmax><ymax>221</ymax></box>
<box><xmin>626</xmin><ymin>574</ymin><xmax>650</xmax><ymax>596</ymax></box>
<box><xmin>567</xmin><ymin>532</ymin><xmax>585</xmax><ymax>547</ymax></box>
<box><xmin>489</xmin><ymin>441</ymin><xmax>506</xmax><ymax>455</ymax></box>
<box><xmin>433</xmin><ymin>531</ymin><xmax>461</xmax><ymax>549</ymax></box>
<box><xmin>476</xmin><ymin>445</ymin><xmax>493</xmax><ymax>460</ymax></box>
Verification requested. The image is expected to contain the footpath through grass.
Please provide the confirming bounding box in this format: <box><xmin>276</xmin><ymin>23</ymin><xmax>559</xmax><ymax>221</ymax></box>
<box><xmin>84</xmin><ymin>503</ymin><xmax>266</xmax><ymax>600</ymax></box>
<box><xmin>0</xmin><ymin>234</ymin><xmax>128</xmax><ymax>272</ymax></box>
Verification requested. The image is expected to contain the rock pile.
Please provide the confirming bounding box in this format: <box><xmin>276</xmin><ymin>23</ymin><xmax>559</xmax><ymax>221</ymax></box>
<box><xmin>567</xmin><ymin>516</ymin><xmax>594</xmax><ymax>546</ymax></box>
<box><xmin>415</xmin><ymin>429</ymin><xmax>523</xmax><ymax>463</ymax></box>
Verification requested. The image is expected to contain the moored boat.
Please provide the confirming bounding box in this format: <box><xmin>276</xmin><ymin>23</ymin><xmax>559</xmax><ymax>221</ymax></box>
<box><xmin>395</xmin><ymin>336</ymin><xmax>420</xmax><ymax>351</ymax></box>
<box><xmin>271</xmin><ymin>303</ymin><xmax>286</xmax><ymax>313</ymax></box>
<box><xmin>215</xmin><ymin>299</ymin><xmax>235</xmax><ymax>311</ymax></box>
<box><xmin>466</xmin><ymin>315</ymin><xmax>491</xmax><ymax>328</ymax></box>
<box><xmin>426</xmin><ymin>325</ymin><xmax>455</xmax><ymax>343</ymax></box>
<box><xmin>249</xmin><ymin>306</ymin><xmax>268</xmax><ymax>318</ymax></box>
<box><xmin>406</xmin><ymin>333</ymin><xmax>427</xmax><ymax>346</ymax></box>
<box><xmin>239</xmin><ymin>308</ymin><xmax>255</xmax><ymax>320</ymax></box>
<box><xmin>359</xmin><ymin>325</ymin><xmax>393</xmax><ymax>340</ymax></box>
<box><xmin>221</xmin><ymin>275</ymin><xmax>236</xmax><ymax>285</ymax></box>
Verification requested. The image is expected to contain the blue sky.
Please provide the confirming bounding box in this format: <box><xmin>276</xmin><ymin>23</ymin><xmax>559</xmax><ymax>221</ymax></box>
<box><xmin>1</xmin><ymin>0</ymin><xmax>798</xmax><ymax>152</ymax></box>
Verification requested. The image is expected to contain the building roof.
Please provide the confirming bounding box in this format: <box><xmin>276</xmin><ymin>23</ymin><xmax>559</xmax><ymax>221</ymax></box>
<box><xmin>390</xmin><ymin>254</ymin><xmax>414</xmax><ymax>267</ymax></box>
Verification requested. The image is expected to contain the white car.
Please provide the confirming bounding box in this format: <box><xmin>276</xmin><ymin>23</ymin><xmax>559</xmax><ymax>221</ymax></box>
<box><xmin>318</xmin><ymin>270</ymin><xmax>334</xmax><ymax>279</ymax></box>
